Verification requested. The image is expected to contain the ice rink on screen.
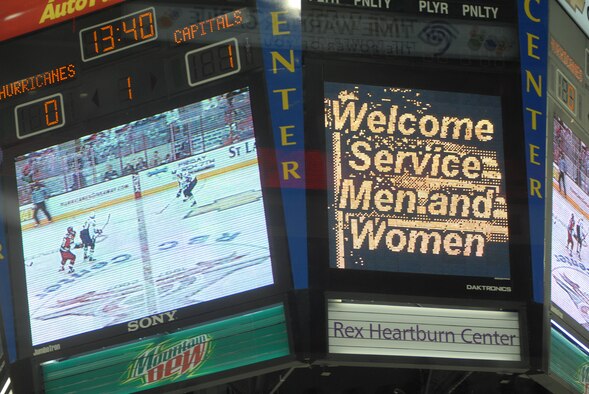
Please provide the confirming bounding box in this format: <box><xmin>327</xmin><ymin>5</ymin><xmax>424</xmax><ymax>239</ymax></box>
<box><xmin>550</xmin><ymin>167</ymin><xmax>589</xmax><ymax>331</ymax></box>
<box><xmin>21</xmin><ymin>159</ymin><xmax>274</xmax><ymax>346</ymax></box>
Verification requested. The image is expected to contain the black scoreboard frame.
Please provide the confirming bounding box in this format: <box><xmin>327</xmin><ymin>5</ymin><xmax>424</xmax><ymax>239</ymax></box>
<box><xmin>304</xmin><ymin>56</ymin><xmax>533</xmax><ymax>303</ymax></box>
<box><xmin>0</xmin><ymin>0</ymin><xmax>294</xmax><ymax>362</ymax></box>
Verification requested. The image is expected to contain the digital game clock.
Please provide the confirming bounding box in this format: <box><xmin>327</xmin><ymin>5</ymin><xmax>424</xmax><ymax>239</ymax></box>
<box><xmin>79</xmin><ymin>7</ymin><xmax>157</xmax><ymax>61</ymax></box>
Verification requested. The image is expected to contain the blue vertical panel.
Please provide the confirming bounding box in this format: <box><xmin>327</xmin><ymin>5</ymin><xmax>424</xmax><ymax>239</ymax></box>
<box><xmin>256</xmin><ymin>0</ymin><xmax>308</xmax><ymax>288</ymax></box>
<box><xmin>0</xmin><ymin>179</ymin><xmax>17</xmax><ymax>361</ymax></box>
<box><xmin>517</xmin><ymin>0</ymin><xmax>549</xmax><ymax>303</ymax></box>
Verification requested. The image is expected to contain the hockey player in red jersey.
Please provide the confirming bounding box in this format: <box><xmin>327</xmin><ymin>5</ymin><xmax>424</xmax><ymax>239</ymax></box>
<box><xmin>60</xmin><ymin>226</ymin><xmax>77</xmax><ymax>273</ymax></box>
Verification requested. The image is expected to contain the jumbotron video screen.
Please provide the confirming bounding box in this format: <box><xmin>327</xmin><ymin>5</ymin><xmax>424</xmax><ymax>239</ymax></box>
<box><xmin>325</xmin><ymin>82</ymin><xmax>511</xmax><ymax>278</ymax></box>
<box><xmin>550</xmin><ymin>115</ymin><xmax>589</xmax><ymax>333</ymax></box>
<box><xmin>15</xmin><ymin>88</ymin><xmax>274</xmax><ymax>346</ymax></box>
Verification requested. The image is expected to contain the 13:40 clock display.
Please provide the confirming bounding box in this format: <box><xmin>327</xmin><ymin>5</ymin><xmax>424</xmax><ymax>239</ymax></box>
<box><xmin>79</xmin><ymin>7</ymin><xmax>158</xmax><ymax>62</ymax></box>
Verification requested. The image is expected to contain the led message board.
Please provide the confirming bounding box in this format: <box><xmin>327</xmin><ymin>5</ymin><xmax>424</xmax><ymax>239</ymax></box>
<box><xmin>327</xmin><ymin>300</ymin><xmax>522</xmax><ymax>363</ymax></box>
<box><xmin>13</xmin><ymin>88</ymin><xmax>274</xmax><ymax>347</ymax></box>
<box><xmin>550</xmin><ymin>115</ymin><xmax>589</xmax><ymax>335</ymax></box>
<box><xmin>325</xmin><ymin>83</ymin><xmax>510</xmax><ymax>278</ymax></box>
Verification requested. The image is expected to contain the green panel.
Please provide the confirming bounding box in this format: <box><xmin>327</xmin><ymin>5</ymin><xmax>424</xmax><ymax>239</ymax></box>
<box><xmin>43</xmin><ymin>305</ymin><xmax>289</xmax><ymax>394</ymax></box>
<box><xmin>550</xmin><ymin>327</ymin><xmax>589</xmax><ymax>393</ymax></box>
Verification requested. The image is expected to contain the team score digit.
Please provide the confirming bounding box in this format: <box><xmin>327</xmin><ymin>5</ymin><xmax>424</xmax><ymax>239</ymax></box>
<box><xmin>557</xmin><ymin>70</ymin><xmax>577</xmax><ymax>115</ymax></box>
<box><xmin>185</xmin><ymin>38</ymin><xmax>241</xmax><ymax>87</ymax></box>
<box><xmin>14</xmin><ymin>93</ymin><xmax>66</xmax><ymax>139</ymax></box>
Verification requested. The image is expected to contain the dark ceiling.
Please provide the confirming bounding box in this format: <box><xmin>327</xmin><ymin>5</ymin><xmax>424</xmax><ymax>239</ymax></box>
<box><xmin>186</xmin><ymin>366</ymin><xmax>553</xmax><ymax>394</ymax></box>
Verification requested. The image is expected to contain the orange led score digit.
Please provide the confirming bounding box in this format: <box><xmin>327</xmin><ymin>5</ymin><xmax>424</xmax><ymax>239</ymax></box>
<box><xmin>44</xmin><ymin>98</ymin><xmax>60</xmax><ymax>126</ymax></box>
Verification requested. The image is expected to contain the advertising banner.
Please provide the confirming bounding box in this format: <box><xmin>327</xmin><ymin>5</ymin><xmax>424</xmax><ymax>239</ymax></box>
<box><xmin>43</xmin><ymin>304</ymin><xmax>289</xmax><ymax>394</ymax></box>
<box><xmin>0</xmin><ymin>0</ymin><xmax>125</xmax><ymax>42</ymax></box>
<box><xmin>550</xmin><ymin>324</ymin><xmax>589</xmax><ymax>393</ymax></box>
<box><xmin>517</xmin><ymin>0</ymin><xmax>549</xmax><ymax>303</ymax></box>
<box><xmin>257</xmin><ymin>0</ymin><xmax>308</xmax><ymax>288</ymax></box>
<box><xmin>302</xmin><ymin>10</ymin><xmax>518</xmax><ymax>60</ymax></box>
<box><xmin>328</xmin><ymin>301</ymin><xmax>521</xmax><ymax>362</ymax></box>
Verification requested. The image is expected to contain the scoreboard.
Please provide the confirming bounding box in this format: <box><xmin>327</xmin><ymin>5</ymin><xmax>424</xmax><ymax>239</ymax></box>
<box><xmin>0</xmin><ymin>0</ymin><xmax>547</xmax><ymax>392</ymax></box>
<box><xmin>0</xmin><ymin>0</ymin><xmax>295</xmax><ymax>367</ymax></box>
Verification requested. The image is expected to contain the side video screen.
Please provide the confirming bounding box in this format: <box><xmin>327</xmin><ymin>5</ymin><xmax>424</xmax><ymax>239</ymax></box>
<box><xmin>550</xmin><ymin>115</ymin><xmax>589</xmax><ymax>332</ymax></box>
<box><xmin>15</xmin><ymin>88</ymin><xmax>274</xmax><ymax>346</ymax></box>
<box><xmin>325</xmin><ymin>82</ymin><xmax>510</xmax><ymax>278</ymax></box>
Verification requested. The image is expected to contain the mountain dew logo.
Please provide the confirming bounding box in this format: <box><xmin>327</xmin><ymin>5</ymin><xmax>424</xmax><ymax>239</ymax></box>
<box><xmin>124</xmin><ymin>334</ymin><xmax>212</xmax><ymax>386</ymax></box>
<box><xmin>578</xmin><ymin>362</ymin><xmax>589</xmax><ymax>394</ymax></box>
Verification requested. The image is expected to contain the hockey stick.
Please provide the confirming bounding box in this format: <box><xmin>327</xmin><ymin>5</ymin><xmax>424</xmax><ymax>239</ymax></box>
<box><xmin>101</xmin><ymin>213</ymin><xmax>111</xmax><ymax>232</ymax></box>
<box><xmin>93</xmin><ymin>214</ymin><xmax>111</xmax><ymax>243</ymax></box>
<box><xmin>158</xmin><ymin>177</ymin><xmax>206</xmax><ymax>214</ymax></box>
<box><xmin>193</xmin><ymin>177</ymin><xmax>206</xmax><ymax>194</ymax></box>
<box><xmin>157</xmin><ymin>195</ymin><xmax>176</xmax><ymax>214</ymax></box>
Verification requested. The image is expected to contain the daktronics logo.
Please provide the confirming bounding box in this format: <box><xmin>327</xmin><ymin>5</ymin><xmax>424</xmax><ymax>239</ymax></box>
<box><xmin>466</xmin><ymin>284</ymin><xmax>512</xmax><ymax>292</ymax></box>
<box><xmin>124</xmin><ymin>334</ymin><xmax>211</xmax><ymax>386</ymax></box>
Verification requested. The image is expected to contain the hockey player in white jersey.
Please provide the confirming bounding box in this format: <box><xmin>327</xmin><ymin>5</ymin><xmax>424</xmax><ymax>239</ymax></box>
<box><xmin>80</xmin><ymin>211</ymin><xmax>102</xmax><ymax>262</ymax></box>
<box><xmin>174</xmin><ymin>170</ymin><xmax>198</xmax><ymax>207</ymax></box>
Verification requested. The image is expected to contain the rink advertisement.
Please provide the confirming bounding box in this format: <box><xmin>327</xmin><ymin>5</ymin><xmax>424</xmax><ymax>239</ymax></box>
<box><xmin>14</xmin><ymin>88</ymin><xmax>276</xmax><ymax>349</ymax></box>
<box><xmin>325</xmin><ymin>82</ymin><xmax>510</xmax><ymax>278</ymax></box>
<box><xmin>328</xmin><ymin>301</ymin><xmax>521</xmax><ymax>362</ymax></box>
<box><xmin>42</xmin><ymin>305</ymin><xmax>290</xmax><ymax>394</ymax></box>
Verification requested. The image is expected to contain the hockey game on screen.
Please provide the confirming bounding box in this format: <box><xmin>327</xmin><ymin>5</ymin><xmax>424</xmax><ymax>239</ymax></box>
<box><xmin>15</xmin><ymin>88</ymin><xmax>274</xmax><ymax>346</ymax></box>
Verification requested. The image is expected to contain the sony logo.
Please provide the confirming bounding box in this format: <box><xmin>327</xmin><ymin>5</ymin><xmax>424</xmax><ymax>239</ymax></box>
<box><xmin>128</xmin><ymin>310</ymin><xmax>178</xmax><ymax>332</ymax></box>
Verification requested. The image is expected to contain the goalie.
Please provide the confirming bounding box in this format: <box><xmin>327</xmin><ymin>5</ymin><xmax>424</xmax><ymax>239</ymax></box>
<box><xmin>80</xmin><ymin>212</ymin><xmax>102</xmax><ymax>262</ymax></box>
